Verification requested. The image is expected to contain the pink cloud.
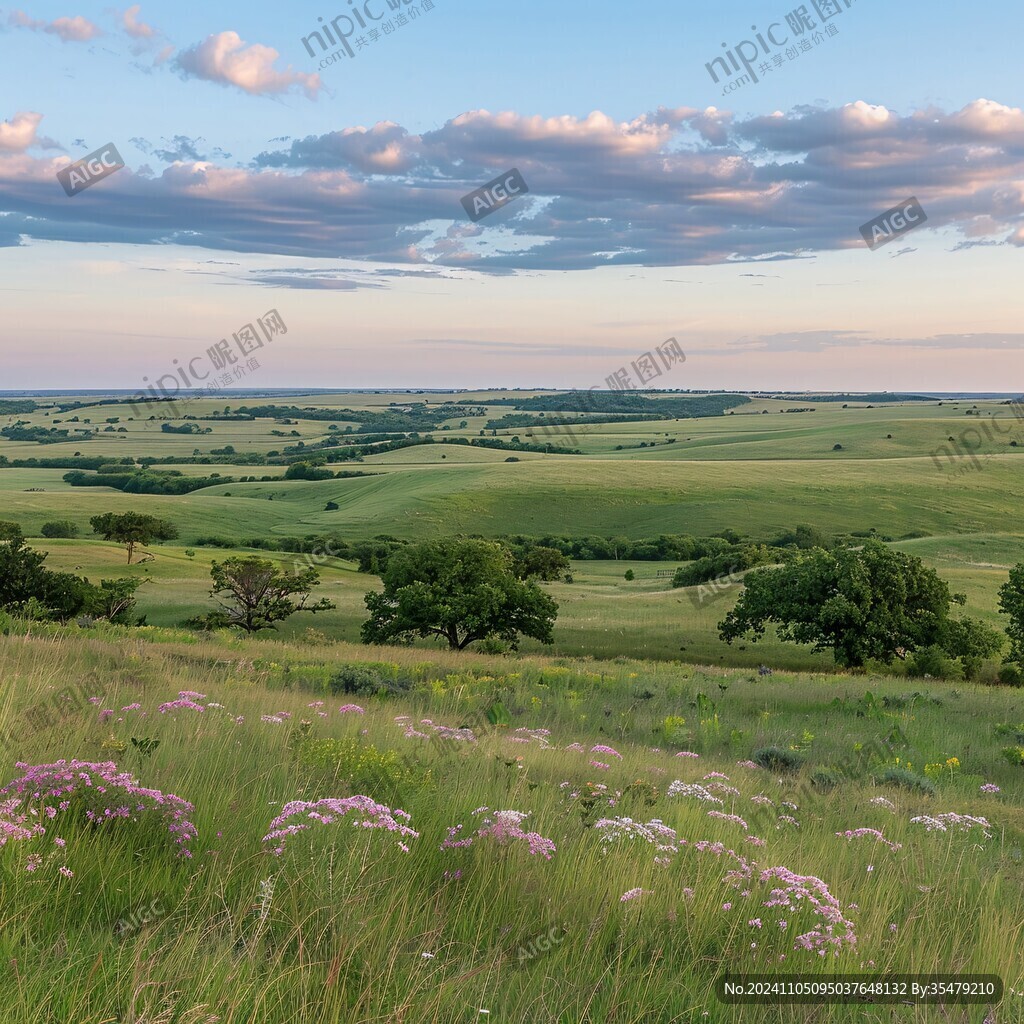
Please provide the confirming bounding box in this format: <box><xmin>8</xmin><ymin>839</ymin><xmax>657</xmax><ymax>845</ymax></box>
<box><xmin>175</xmin><ymin>31</ymin><xmax>321</xmax><ymax>100</ymax></box>
<box><xmin>121</xmin><ymin>4</ymin><xmax>156</xmax><ymax>40</ymax></box>
<box><xmin>0</xmin><ymin>111</ymin><xmax>47</xmax><ymax>152</ymax></box>
<box><xmin>7</xmin><ymin>10</ymin><xmax>101</xmax><ymax>42</ymax></box>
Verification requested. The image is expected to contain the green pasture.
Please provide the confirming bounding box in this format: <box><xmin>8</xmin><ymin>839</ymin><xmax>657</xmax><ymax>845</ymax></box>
<box><xmin>2</xmin><ymin>389</ymin><xmax>1022</xmax><ymax>671</ymax></box>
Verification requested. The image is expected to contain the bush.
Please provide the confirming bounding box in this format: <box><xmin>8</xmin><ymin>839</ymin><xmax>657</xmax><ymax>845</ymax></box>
<box><xmin>998</xmin><ymin>663</ymin><xmax>1024</xmax><ymax>687</ymax></box>
<box><xmin>752</xmin><ymin>746</ymin><xmax>805</xmax><ymax>773</ymax></box>
<box><xmin>1000</xmin><ymin>746</ymin><xmax>1024</xmax><ymax>767</ymax></box>
<box><xmin>875</xmin><ymin>767</ymin><xmax>936</xmax><ymax>795</ymax></box>
<box><xmin>624</xmin><ymin>569</ymin><xmax>635</xmax><ymax>581</ymax></box>
<box><xmin>328</xmin><ymin>664</ymin><xmax>409</xmax><ymax>697</ymax></box>
<box><xmin>810</xmin><ymin>768</ymin><xmax>843</xmax><ymax>791</ymax></box>
<box><xmin>907</xmin><ymin>644</ymin><xmax>959</xmax><ymax>679</ymax></box>
<box><xmin>477</xmin><ymin>636</ymin><xmax>512</xmax><ymax>655</ymax></box>
<box><xmin>40</xmin><ymin>520</ymin><xmax>78</xmax><ymax>538</ymax></box>
<box><xmin>296</xmin><ymin>737</ymin><xmax>430</xmax><ymax>803</ymax></box>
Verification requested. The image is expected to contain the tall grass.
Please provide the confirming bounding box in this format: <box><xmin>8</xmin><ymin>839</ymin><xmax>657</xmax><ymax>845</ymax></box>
<box><xmin>0</xmin><ymin>630</ymin><xmax>1021</xmax><ymax>1022</ymax></box>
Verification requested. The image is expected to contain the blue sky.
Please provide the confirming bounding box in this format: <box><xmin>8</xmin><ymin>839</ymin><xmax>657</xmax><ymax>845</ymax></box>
<box><xmin>1</xmin><ymin>0</ymin><xmax>1023</xmax><ymax>391</ymax></box>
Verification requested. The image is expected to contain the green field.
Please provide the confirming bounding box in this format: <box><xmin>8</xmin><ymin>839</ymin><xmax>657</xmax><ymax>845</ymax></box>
<box><xmin>3</xmin><ymin>391</ymin><xmax>1023</xmax><ymax>673</ymax></box>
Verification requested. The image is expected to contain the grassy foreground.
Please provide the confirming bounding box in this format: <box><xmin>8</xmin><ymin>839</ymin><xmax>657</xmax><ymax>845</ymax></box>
<box><xmin>1</xmin><ymin>626</ymin><xmax>1022</xmax><ymax>1022</ymax></box>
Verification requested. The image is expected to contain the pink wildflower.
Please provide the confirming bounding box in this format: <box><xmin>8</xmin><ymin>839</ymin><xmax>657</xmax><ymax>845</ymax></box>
<box><xmin>159</xmin><ymin>699</ymin><xmax>205</xmax><ymax>714</ymax></box>
<box><xmin>707</xmin><ymin>810</ymin><xmax>749</xmax><ymax>830</ymax></box>
<box><xmin>835</xmin><ymin>828</ymin><xmax>902</xmax><ymax>852</ymax></box>
<box><xmin>620</xmin><ymin>887</ymin><xmax>650</xmax><ymax>902</ymax></box>
<box><xmin>1</xmin><ymin>759</ymin><xmax>197</xmax><ymax>858</ymax></box>
<box><xmin>264</xmin><ymin>796</ymin><xmax>418</xmax><ymax>855</ymax></box>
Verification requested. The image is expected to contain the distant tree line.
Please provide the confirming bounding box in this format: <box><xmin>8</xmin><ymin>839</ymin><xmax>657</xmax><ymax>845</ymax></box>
<box><xmin>0</xmin><ymin>400</ymin><xmax>38</xmax><ymax>415</ymax></box>
<box><xmin>63</xmin><ymin>469</ymin><xmax>233</xmax><ymax>496</ymax></box>
<box><xmin>484</xmin><ymin>412</ymin><xmax>656</xmax><ymax>430</ymax></box>
<box><xmin>230</xmin><ymin>403</ymin><xmax>485</xmax><ymax>434</ymax></box>
<box><xmin>1</xmin><ymin>424</ymin><xmax>90</xmax><ymax>444</ymax></box>
<box><xmin>160</xmin><ymin>422</ymin><xmax>212</xmax><ymax>434</ymax></box>
<box><xmin>485</xmin><ymin>392</ymin><xmax>751</xmax><ymax>418</ymax></box>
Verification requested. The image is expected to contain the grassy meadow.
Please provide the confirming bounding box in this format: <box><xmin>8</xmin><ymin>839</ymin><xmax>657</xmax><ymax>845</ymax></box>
<box><xmin>0</xmin><ymin>627</ymin><xmax>1022</xmax><ymax>1022</ymax></box>
<box><xmin>1</xmin><ymin>389</ymin><xmax>1023</xmax><ymax>1021</ymax></box>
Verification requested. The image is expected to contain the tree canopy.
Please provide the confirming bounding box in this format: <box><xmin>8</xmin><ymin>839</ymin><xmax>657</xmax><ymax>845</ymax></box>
<box><xmin>719</xmin><ymin>541</ymin><xmax>998</xmax><ymax>671</ymax></box>
<box><xmin>998</xmin><ymin>564</ymin><xmax>1024</xmax><ymax>669</ymax></box>
<box><xmin>90</xmin><ymin>511</ymin><xmax>178</xmax><ymax>563</ymax></box>
<box><xmin>201</xmin><ymin>556</ymin><xmax>335</xmax><ymax>633</ymax></box>
<box><xmin>361</xmin><ymin>538</ymin><xmax>558</xmax><ymax>651</ymax></box>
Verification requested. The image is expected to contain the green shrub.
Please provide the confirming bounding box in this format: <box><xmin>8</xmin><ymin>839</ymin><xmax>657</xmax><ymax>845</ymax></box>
<box><xmin>907</xmin><ymin>644</ymin><xmax>958</xmax><ymax>679</ymax></box>
<box><xmin>998</xmin><ymin>663</ymin><xmax>1024</xmax><ymax>687</ymax></box>
<box><xmin>875</xmin><ymin>767</ymin><xmax>936</xmax><ymax>795</ymax></box>
<box><xmin>994</xmin><ymin>723</ymin><xmax>1024</xmax><ymax>743</ymax></box>
<box><xmin>810</xmin><ymin>768</ymin><xmax>843</xmax><ymax>791</ymax></box>
<box><xmin>296</xmin><ymin>737</ymin><xmax>430</xmax><ymax>802</ymax></box>
<box><xmin>40</xmin><ymin>520</ymin><xmax>78</xmax><ymax>538</ymax></box>
<box><xmin>752</xmin><ymin>746</ymin><xmax>805</xmax><ymax>773</ymax></box>
<box><xmin>1001</xmin><ymin>746</ymin><xmax>1024</xmax><ymax>767</ymax></box>
<box><xmin>477</xmin><ymin>636</ymin><xmax>512</xmax><ymax>655</ymax></box>
<box><xmin>328</xmin><ymin>664</ymin><xmax>409</xmax><ymax>697</ymax></box>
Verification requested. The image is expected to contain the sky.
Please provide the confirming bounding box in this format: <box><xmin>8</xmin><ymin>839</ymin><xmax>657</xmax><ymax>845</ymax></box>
<box><xmin>1</xmin><ymin>0</ymin><xmax>1023</xmax><ymax>392</ymax></box>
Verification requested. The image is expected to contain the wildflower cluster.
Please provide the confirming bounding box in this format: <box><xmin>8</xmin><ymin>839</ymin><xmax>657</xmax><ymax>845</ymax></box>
<box><xmin>707</xmin><ymin>810</ymin><xmax>749</xmax><ymax>830</ymax></box>
<box><xmin>513</xmin><ymin>727</ymin><xmax>553</xmax><ymax>748</ymax></box>
<box><xmin>0</xmin><ymin>759</ymin><xmax>197</xmax><ymax>859</ymax></box>
<box><xmin>620</xmin><ymin>887</ymin><xmax>651</xmax><ymax>902</ymax></box>
<box><xmin>667</xmin><ymin>780</ymin><xmax>724</xmax><ymax>804</ymax></box>
<box><xmin>909</xmin><ymin>812</ymin><xmax>993</xmax><ymax>839</ymax></box>
<box><xmin>158</xmin><ymin>694</ymin><xmax>207</xmax><ymax>714</ymax></box>
<box><xmin>263</xmin><ymin>795</ymin><xmax>418</xmax><ymax>856</ymax></box>
<box><xmin>158</xmin><ymin>692</ymin><xmax>243</xmax><ymax>725</ymax></box>
<box><xmin>835</xmin><ymin>828</ymin><xmax>902</xmax><ymax>852</ymax></box>
<box><xmin>593</xmin><ymin>816</ymin><xmax>679</xmax><ymax>859</ymax></box>
<box><xmin>758</xmin><ymin>867</ymin><xmax>858</xmax><ymax>956</ymax></box>
<box><xmin>440</xmin><ymin>808</ymin><xmax>556</xmax><ymax>860</ymax></box>
<box><xmin>398</xmin><ymin>717</ymin><xmax>477</xmax><ymax>746</ymax></box>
